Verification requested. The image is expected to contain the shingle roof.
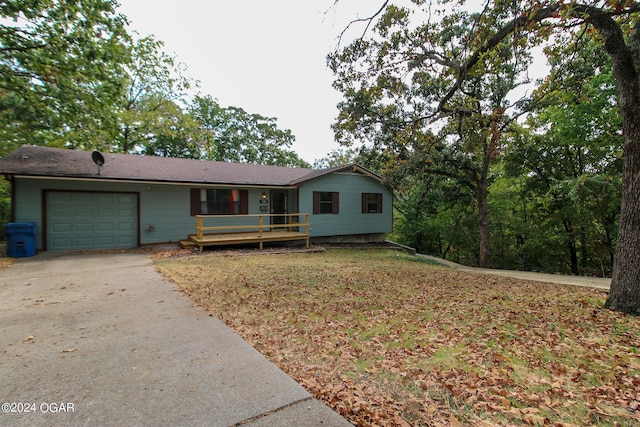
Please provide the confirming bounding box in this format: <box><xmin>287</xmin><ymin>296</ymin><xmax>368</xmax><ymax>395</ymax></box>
<box><xmin>0</xmin><ymin>145</ymin><xmax>384</xmax><ymax>186</ymax></box>
<box><xmin>0</xmin><ymin>145</ymin><xmax>320</xmax><ymax>186</ymax></box>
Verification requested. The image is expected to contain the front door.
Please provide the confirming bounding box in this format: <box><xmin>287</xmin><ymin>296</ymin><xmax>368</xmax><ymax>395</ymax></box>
<box><xmin>270</xmin><ymin>190</ymin><xmax>288</xmax><ymax>229</ymax></box>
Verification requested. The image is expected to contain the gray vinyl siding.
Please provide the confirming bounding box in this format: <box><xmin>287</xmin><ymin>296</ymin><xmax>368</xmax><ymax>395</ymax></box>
<box><xmin>12</xmin><ymin>171</ymin><xmax>388</xmax><ymax>250</ymax></box>
<box><xmin>13</xmin><ymin>178</ymin><xmax>300</xmax><ymax>250</ymax></box>
<box><xmin>300</xmin><ymin>172</ymin><xmax>392</xmax><ymax>237</ymax></box>
<box><xmin>14</xmin><ymin>178</ymin><xmax>193</xmax><ymax>249</ymax></box>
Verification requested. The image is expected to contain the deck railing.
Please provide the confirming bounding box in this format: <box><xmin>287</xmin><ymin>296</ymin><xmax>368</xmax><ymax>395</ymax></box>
<box><xmin>193</xmin><ymin>213</ymin><xmax>310</xmax><ymax>250</ymax></box>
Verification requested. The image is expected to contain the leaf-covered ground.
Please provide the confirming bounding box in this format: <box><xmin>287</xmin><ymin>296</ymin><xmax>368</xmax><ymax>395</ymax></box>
<box><xmin>156</xmin><ymin>249</ymin><xmax>640</xmax><ymax>426</ymax></box>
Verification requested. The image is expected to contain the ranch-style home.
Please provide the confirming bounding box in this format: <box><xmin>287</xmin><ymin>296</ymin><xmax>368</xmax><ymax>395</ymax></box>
<box><xmin>0</xmin><ymin>145</ymin><xmax>393</xmax><ymax>252</ymax></box>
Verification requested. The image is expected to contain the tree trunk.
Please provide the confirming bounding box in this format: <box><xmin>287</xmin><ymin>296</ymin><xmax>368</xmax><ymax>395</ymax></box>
<box><xmin>606</xmin><ymin>130</ymin><xmax>640</xmax><ymax>313</ymax></box>
<box><xmin>563</xmin><ymin>220</ymin><xmax>579</xmax><ymax>275</ymax></box>
<box><xmin>606</xmin><ymin>105</ymin><xmax>640</xmax><ymax>312</ymax></box>
<box><xmin>122</xmin><ymin>125</ymin><xmax>131</xmax><ymax>153</ymax></box>
<box><xmin>591</xmin><ymin>10</ymin><xmax>640</xmax><ymax>314</ymax></box>
<box><xmin>568</xmin><ymin>240</ymin><xmax>579</xmax><ymax>276</ymax></box>
<box><xmin>477</xmin><ymin>180</ymin><xmax>490</xmax><ymax>268</ymax></box>
<box><xmin>442</xmin><ymin>243</ymin><xmax>451</xmax><ymax>260</ymax></box>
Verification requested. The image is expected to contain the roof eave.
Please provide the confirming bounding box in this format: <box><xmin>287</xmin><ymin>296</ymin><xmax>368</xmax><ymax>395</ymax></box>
<box><xmin>289</xmin><ymin>163</ymin><xmax>385</xmax><ymax>185</ymax></box>
<box><xmin>9</xmin><ymin>174</ymin><xmax>299</xmax><ymax>189</ymax></box>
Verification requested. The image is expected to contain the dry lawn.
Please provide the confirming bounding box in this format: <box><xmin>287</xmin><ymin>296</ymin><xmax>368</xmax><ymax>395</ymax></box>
<box><xmin>0</xmin><ymin>257</ymin><xmax>14</xmax><ymax>271</ymax></box>
<box><xmin>155</xmin><ymin>248</ymin><xmax>640</xmax><ymax>426</ymax></box>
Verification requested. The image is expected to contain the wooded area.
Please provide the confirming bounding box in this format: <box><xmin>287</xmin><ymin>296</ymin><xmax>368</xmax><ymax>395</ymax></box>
<box><xmin>0</xmin><ymin>1</ymin><xmax>308</xmax><ymax>165</ymax></box>
<box><xmin>329</xmin><ymin>0</ymin><xmax>639</xmax><ymax>313</ymax></box>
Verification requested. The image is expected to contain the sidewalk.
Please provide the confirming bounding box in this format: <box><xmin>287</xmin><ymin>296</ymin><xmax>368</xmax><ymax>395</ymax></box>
<box><xmin>417</xmin><ymin>253</ymin><xmax>611</xmax><ymax>290</ymax></box>
<box><xmin>0</xmin><ymin>252</ymin><xmax>351</xmax><ymax>427</ymax></box>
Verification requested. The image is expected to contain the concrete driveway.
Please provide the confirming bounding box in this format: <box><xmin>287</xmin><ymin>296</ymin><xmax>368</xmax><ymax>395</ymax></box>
<box><xmin>0</xmin><ymin>252</ymin><xmax>351</xmax><ymax>427</ymax></box>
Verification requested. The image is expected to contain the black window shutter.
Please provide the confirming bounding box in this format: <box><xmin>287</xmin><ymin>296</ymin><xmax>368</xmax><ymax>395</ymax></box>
<box><xmin>313</xmin><ymin>192</ymin><xmax>320</xmax><ymax>214</ymax></box>
<box><xmin>377</xmin><ymin>193</ymin><xmax>383</xmax><ymax>213</ymax></box>
<box><xmin>361</xmin><ymin>193</ymin><xmax>367</xmax><ymax>213</ymax></box>
<box><xmin>239</xmin><ymin>190</ymin><xmax>249</xmax><ymax>214</ymax></box>
<box><xmin>332</xmin><ymin>192</ymin><xmax>339</xmax><ymax>214</ymax></box>
<box><xmin>190</xmin><ymin>189</ymin><xmax>201</xmax><ymax>216</ymax></box>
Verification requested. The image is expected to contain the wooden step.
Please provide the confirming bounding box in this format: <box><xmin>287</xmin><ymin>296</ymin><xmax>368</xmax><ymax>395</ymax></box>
<box><xmin>179</xmin><ymin>239</ymin><xmax>195</xmax><ymax>249</ymax></box>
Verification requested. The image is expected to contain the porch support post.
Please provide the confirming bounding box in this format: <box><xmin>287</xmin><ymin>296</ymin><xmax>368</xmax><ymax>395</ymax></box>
<box><xmin>259</xmin><ymin>215</ymin><xmax>263</xmax><ymax>250</ymax></box>
<box><xmin>196</xmin><ymin>216</ymin><xmax>203</xmax><ymax>240</ymax></box>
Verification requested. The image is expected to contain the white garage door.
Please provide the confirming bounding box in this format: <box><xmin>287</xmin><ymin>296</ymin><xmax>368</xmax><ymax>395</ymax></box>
<box><xmin>46</xmin><ymin>192</ymin><xmax>138</xmax><ymax>251</ymax></box>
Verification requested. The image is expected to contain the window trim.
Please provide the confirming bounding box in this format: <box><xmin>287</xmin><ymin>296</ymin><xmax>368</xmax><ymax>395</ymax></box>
<box><xmin>313</xmin><ymin>191</ymin><xmax>339</xmax><ymax>214</ymax></box>
<box><xmin>190</xmin><ymin>188</ymin><xmax>248</xmax><ymax>216</ymax></box>
<box><xmin>361</xmin><ymin>193</ymin><xmax>383</xmax><ymax>214</ymax></box>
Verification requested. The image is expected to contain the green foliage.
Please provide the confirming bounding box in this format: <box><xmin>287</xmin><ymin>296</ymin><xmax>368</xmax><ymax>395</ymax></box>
<box><xmin>332</xmin><ymin>1</ymin><xmax>629</xmax><ymax>276</ymax></box>
<box><xmin>117</xmin><ymin>35</ymin><xmax>195</xmax><ymax>154</ymax></box>
<box><xmin>500</xmin><ymin>33</ymin><xmax>622</xmax><ymax>275</ymax></box>
<box><xmin>0</xmin><ymin>0</ymin><xmax>130</xmax><ymax>153</ymax></box>
<box><xmin>312</xmin><ymin>148</ymin><xmax>359</xmax><ymax>169</ymax></box>
<box><xmin>1</xmin><ymin>3</ymin><xmax>309</xmax><ymax>168</ymax></box>
<box><xmin>395</xmin><ymin>29</ymin><xmax>621</xmax><ymax>275</ymax></box>
<box><xmin>390</xmin><ymin>176</ymin><xmax>478</xmax><ymax>265</ymax></box>
<box><xmin>329</xmin><ymin>1</ymin><xmax>531</xmax><ymax>267</ymax></box>
<box><xmin>189</xmin><ymin>95</ymin><xmax>309</xmax><ymax>167</ymax></box>
<box><xmin>135</xmin><ymin>96</ymin><xmax>203</xmax><ymax>159</ymax></box>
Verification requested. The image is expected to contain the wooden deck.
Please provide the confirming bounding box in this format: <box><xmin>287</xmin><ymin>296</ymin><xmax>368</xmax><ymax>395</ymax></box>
<box><xmin>189</xmin><ymin>213</ymin><xmax>310</xmax><ymax>251</ymax></box>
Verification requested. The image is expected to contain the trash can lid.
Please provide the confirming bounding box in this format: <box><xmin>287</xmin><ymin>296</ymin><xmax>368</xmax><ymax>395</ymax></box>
<box><xmin>5</xmin><ymin>222</ymin><xmax>36</xmax><ymax>231</ymax></box>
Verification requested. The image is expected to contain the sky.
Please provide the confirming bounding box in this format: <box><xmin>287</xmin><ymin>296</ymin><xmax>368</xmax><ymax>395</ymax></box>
<box><xmin>115</xmin><ymin>1</ymin><xmax>549</xmax><ymax>165</ymax></box>
<box><xmin>116</xmin><ymin>1</ymin><xmax>379</xmax><ymax>164</ymax></box>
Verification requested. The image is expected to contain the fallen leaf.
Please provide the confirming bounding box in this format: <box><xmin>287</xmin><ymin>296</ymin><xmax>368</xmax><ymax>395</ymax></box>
<box><xmin>501</xmin><ymin>397</ymin><xmax>512</xmax><ymax>409</ymax></box>
<box><xmin>523</xmin><ymin>412</ymin><xmax>546</xmax><ymax>425</ymax></box>
<box><xmin>62</xmin><ymin>347</ymin><xmax>78</xmax><ymax>353</ymax></box>
<box><xmin>23</xmin><ymin>335</ymin><xmax>35</xmax><ymax>342</ymax></box>
<box><xmin>156</xmin><ymin>249</ymin><xmax>640</xmax><ymax>427</ymax></box>
<box><xmin>504</xmin><ymin>408</ymin><xmax>523</xmax><ymax>420</ymax></box>
<box><xmin>449</xmin><ymin>414</ymin><xmax>461</xmax><ymax>427</ymax></box>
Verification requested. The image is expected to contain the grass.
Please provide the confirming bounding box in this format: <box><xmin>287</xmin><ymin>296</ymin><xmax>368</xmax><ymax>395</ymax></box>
<box><xmin>156</xmin><ymin>248</ymin><xmax>640</xmax><ymax>426</ymax></box>
<box><xmin>0</xmin><ymin>257</ymin><xmax>14</xmax><ymax>271</ymax></box>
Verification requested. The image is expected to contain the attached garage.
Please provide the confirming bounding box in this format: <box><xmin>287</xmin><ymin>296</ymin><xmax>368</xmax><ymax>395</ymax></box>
<box><xmin>45</xmin><ymin>191</ymin><xmax>139</xmax><ymax>251</ymax></box>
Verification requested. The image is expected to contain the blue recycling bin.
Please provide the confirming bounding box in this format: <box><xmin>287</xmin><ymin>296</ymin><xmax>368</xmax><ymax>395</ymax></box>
<box><xmin>5</xmin><ymin>222</ymin><xmax>36</xmax><ymax>258</ymax></box>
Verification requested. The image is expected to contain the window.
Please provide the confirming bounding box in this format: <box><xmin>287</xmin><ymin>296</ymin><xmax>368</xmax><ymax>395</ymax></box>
<box><xmin>203</xmin><ymin>189</ymin><xmax>239</xmax><ymax>215</ymax></box>
<box><xmin>313</xmin><ymin>191</ymin><xmax>339</xmax><ymax>214</ymax></box>
<box><xmin>190</xmin><ymin>189</ymin><xmax>248</xmax><ymax>215</ymax></box>
<box><xmin>362</xmin><ymin>193</ymin><xmax>383</xmax><ymax>213</ymax></box>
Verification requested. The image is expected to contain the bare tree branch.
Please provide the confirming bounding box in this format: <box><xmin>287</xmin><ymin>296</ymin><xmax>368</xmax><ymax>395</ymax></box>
<box><xmin>438</xmin><ymin>6</ymin><xmax>557</xmax><ymax>114</ymax></box>
<box><xmin>335</xmin><ymin>1</ymin><xmax>389</xmax><ymax>49</ymax></box>
<box><xmin>438</xmin><ymin>2</ymin><xmax>640</xmax><ymax>115</ymax></box>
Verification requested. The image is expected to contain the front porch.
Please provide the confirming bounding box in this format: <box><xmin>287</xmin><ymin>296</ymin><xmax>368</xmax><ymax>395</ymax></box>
<box><xmin>187</xmin><ymin>213</ymin><xmax>310</xmax><ymax>252</ymax></box>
